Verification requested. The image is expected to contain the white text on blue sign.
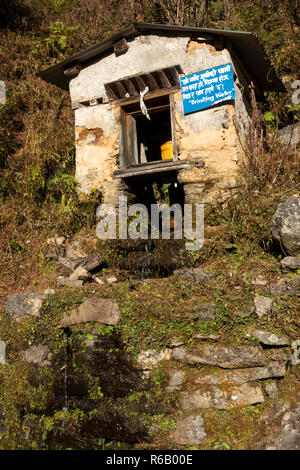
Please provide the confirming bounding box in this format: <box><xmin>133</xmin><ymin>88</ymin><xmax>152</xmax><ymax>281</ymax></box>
<box><xmin>180</xmin><ymin>63</ymin><xmax>235</xmax><ymax>114</ymax></box>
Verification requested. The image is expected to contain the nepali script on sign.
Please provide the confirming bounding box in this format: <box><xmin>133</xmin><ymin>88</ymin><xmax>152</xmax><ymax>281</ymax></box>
<box><xmin>180</xmin><ymin>63</ymin><xmax>235</xmax><ymax>115</ymax></box>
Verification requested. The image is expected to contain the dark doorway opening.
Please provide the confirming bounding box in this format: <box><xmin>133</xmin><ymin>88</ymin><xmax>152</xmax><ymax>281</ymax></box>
<box><xmin>135</xmin><ymin>109</ymin><xmax>172</xmax><ymax>163</ymax></box>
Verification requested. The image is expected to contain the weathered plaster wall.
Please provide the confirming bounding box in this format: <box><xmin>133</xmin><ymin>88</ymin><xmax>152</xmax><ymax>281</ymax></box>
<box><xmin>174</xmin><ymin>41</ymin><xmax>250</xmax><ymax>204</ymax></box>
<box><xmin>74</xmin><ymin>104</ymin><xmax>123</xmax><ymax>204</ymax></box>
<box><xmin>71</xmin><ymin>35</ymin><xmax>251</xmax><ymax>203</ymax></box>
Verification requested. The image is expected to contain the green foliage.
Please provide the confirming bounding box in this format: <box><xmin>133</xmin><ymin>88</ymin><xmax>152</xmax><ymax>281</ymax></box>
<box><xmin>45</xmin><ymin>22</ymin><xmax>79</xmax><ymax>61</ymax></box>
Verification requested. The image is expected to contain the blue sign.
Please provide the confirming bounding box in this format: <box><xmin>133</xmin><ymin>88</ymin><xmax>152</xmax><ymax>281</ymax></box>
<box><xmin>180</xmin><ymin>63</ymin><xmax>235</xmax><ymax>114</ymax></box>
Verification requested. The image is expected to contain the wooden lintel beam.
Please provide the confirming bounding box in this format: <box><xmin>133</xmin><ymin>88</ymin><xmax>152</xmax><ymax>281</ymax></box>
<box><xmin>124</xmin><ymin>79</ymin><xmax>139</xmax><ymax>96</ymax></box>
<box><xmin>145</xmin><ymin>73</ymin><xmax>160</xmax><ymax>91</ymax></box>
<box><xmin>105</xmin><ymin>84</ymin><xmax>119</xmax><ymax>101</ymax></box>
<box><xmin>135</xmin><ymin>75</ymin><xmax>147</xmax><ymax>92</ymax></box>
<box><xmin>157</xmin><ymin>70</ymin><xmax>172</xmax><ymax>88</ymax></box>
<box><xmin>169</xmin><ymin>67</ymin><xmax>180</xmax><ymax>85</ymax></box>
<box><xmin>115</xmin><ymin>81</ymin><xmax>128</xmax><ymax>98</ymax></box>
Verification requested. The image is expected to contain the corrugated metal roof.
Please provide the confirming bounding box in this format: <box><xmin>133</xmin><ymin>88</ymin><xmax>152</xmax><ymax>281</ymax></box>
<box><xmin>40</xmin><ymin>22</ymin><xmax>285</xmax><ymax>93</ymax></box>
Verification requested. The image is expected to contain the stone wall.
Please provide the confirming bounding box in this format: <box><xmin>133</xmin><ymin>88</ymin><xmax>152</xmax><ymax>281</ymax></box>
<box><xmin>70</xmin><ymin>35</ymin><xmax>252</xmax><ymax>204</ymax></box>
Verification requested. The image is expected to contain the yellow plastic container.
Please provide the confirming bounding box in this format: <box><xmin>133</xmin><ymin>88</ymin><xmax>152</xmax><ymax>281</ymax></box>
<box><xmin>161</xmin><ymin>141</ymin><xmax>173</xmax><ymax>160</ymax></box>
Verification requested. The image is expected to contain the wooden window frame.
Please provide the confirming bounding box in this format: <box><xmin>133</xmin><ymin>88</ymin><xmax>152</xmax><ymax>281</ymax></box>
<box><xmin>119</xmin><ymin>90</ymin><xmax>178</xmax><ymax>170</ymax></box>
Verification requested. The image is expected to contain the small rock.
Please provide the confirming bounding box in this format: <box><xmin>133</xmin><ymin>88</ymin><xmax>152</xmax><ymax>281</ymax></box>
<box><xmin>289</xmin><ymin>276</ymin><xmax>300</xmax><ymax>289</ymax></box>
<box><xmin>280</xmin><ymin>257</ymin><xmax>300</xmax><ymax>273</ymax></box>
<box><xmin>5</xmin><ymin>293</ymin><xmax>46</xmax><ymax>322</ymax></box>
<box><xmin>269</xmin><ymin>282</ymin><xmax>296</xmax><ymax>296</ymax></box>
<box><xmin>172</xmin><ymin>344</ymin><xmax>266</xmax><ymax>369</ymax></box>
<box><xmin>174</xmin><ymin>267</ymin><xmax>214</xmax><ymax>283</ymax></box>
<box><xmin>166</xmin><ymin>369</ymin><xmax>186</xmax><ymax>392</ymax></box>
<box><xmin>254</xmin><ymin>295</ymin><xmax>273</xmax><ymax>317</ymax></box>
<box><xmin>252</xmin><ymin>276</ymin><xmax>268</xmax><ymax>288</ymax></box>
<box><xmin>246</xmin><ymin>328</ymin><xmax>290</xmax><ymax>347</ymax></box>
<box><xmin>75</xmin><ymin>255</ymin><xmax>103</xmax><ymax>272</ymax></box>
<box><xmin>106</xmin><ymin>276</ymin><xmax>117</xmax><ymax>284</ymax></box>
<box><xmin>194</xmin><ymin>334</ymin><xmax>220</xmax><ymax>341</ymax></box>
<box><xmin>137</xmin><ymin>349</ymin><xmax>172</xmax><ymax>370</ymax></box>
<box><xmin>193</xmin><ymin>304</ymin><xmax>215</xmax><ymax>321</ymax></box>
<box><xmin>56</xmin><ymin>257</ymin><xmax>77</xmax><ymax>276</ymax></box>
<box><xmin>0</xmin><ymin>341</ymin><xmax>6</xmax><ymax>364</ymax></box>
<box><xmin>45</xmin><ymin>246</ymin><xmax>66</xmax><ymax>260</ymax></box>
<box><xmin>23</xmin><ymin>344</ymin><xmax>52</xmax><ymax>367</ymax></box>
<box><xmin>57</xmin><ymin>278</ymin><xmax>83</xmax><ymax>288</ymax></box>
<box><xmin>45</xmin><ymin>237</ymin><xmax>66</xmax><ymax>260</ymax></box>
<box><xmin>92</xmin><ymin>276</ymin><xmax>104</xmax><ymax>285</ymax></box>
<box><xmin>170</xmin><ymin>414</ymin><xmax>207</xmax><ymax>445</ymax></box>
<box><xmin>180</xmin><ymin>383</ymin><xmax>264</xmax><ymax>410</ymax></box>
<box><xmin>265</xmin><ymin>382</ymin><xmax>279</xmax><ymax>399</ymax></box>
<box><xmin>44</xmin><ymin>288</ymin><xmax>55</xmax><ymax>295</ymax></box>
<box><xmin>170</xmin><ymin>338</ymin><xmax>185</xmax><ymax>347</ymax></box>
<box><xmin>66</xmin><ymin>235</ymin><xmax>97</xmax><ymax>258</ymax></box>
<box><xmin>47</xmin><ymin>236</ymin><xmax>66</xmax><ymax>246</ymax></box>
<box><xmin>59</xmin><ymin>296</ymin><xmax>120</xmax><ymax>327</ymax></box>
<box><xmin>69</xmin><ymin>266</ymin><xmax>91</xmax><ymax>281</ymax></box>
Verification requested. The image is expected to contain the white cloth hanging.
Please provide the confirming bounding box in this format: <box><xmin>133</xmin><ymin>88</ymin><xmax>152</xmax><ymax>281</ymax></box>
<box><xmin>140</xmin><ymin>86</ymin><xmax>150</xmax><ymax>120</ymax></box>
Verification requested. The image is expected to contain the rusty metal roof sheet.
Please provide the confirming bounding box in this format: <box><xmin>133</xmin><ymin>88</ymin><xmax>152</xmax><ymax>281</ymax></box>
<box><xmin>40</xmin><ymin>22</ymin><xmax>285</xmax><ymax>93</ymax></box>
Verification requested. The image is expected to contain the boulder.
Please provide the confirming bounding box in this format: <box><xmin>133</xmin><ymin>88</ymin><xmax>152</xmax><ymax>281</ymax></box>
<box><xmin>192</xmin><ymin>363</ymin><xmax>286</xmax><ymax>386</ymax></box>
<box><xmin>277</xmin><ymin>122</ymin><xmax>300</xmax><ymax>148</ymax></box>
<box><xmin>56</xmin><ymin>255</ymin><xmax>102</xmax><ymax>276</ymax></box>
<box><xmin>180</xmin><ymin>383</ymin><xmax>264</xmax><ymax>410</ymax></box>
<box><xmin>0</xmin><ymin>341</ymin><xmax>6</xmax><ymax>364</ymax></box>
<box><xmin>246</xmin><ymin>328</ymin><xmax>290</xmax><ymax>347</ymax></box>
<box><xmin>22</xmin><ymin>344</ymin><xmax>52</xmax><ymax>367</ymax></box>
<box><xmin>172</xmin><ymin>344</ymin><xmax>266</xmax><ymax>369</ymax></box>
<box><xmin>272</xmin><ymin>198</ymin><xmax>300</xmax><ymax>256</ymax></box>
<box><xmin>166</xmin><ymin>361</ymin><xmax>286</xmax><ymax>392</ymax></box>
<box><xmin>5</xmin><ymin>293</ymin><xmax>46</xmax><ymax>322</ymax></box>
<box><xmin>280</xmin><ymin>256</ymin><xmax>300</xmax><ymax>273</ymax></box>
<box><xmin>254</xmin><ymin>296</ymin><xmax>273</xmax><ymax>317</ymax></box>
<box><xmin>170</xmin><ymin>414</ymin><xmax>207</xmax><ymax>445</ymax></box>
<box><xmin>59</xmin><ymin>296</ymin><xmax>120</xmax><ymax>327</ymax></box>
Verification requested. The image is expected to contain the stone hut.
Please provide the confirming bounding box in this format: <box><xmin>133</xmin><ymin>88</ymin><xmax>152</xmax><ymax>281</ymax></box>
<box><xmin>41</xmin><ymin>23</ymin><xmax>284</xmax><ymax>208</ymax></box>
